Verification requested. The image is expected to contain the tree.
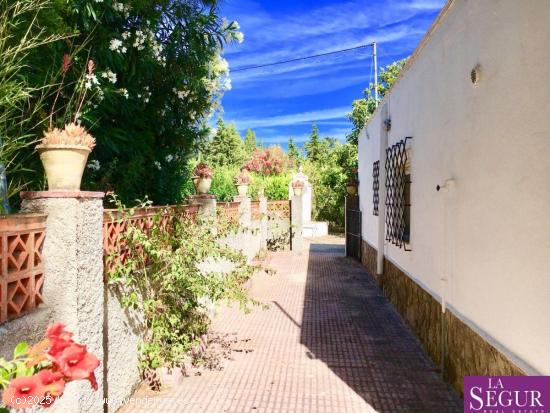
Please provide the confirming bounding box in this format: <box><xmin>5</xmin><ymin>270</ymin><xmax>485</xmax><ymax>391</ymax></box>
<box><xmin>347</xmin><ymin>58</ymin><xmax>407</xmax><ymax>145</ymax></box>
<box><xmin>243</xmin><ymin>128</ymin><xmax>257</xmax><ymax>155</ymax></box>
<box><xmin>10</xmin><ymin>0</ymin><xmax>243</xmax><ymax>205</ymax></box>
<box><xmin>287</xmin><ymin>137</ymin><xmax>302</xmax><ymax>162</ymax></box>
<box><xmin>205</xmin><ymin>118</ymin><xmax>245</xmax><ymax>167</ymax></box>
<box><xmin>305</xmin><ymin>124</ymin><xmax>321</xmax><ymax>162</ymax></box>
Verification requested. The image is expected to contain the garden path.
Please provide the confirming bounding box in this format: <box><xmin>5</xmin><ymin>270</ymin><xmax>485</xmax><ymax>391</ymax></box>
<box><xmin>121</xmin><ymin>236</ymin><xmax>462</xmax><ymax>413</ymax></box>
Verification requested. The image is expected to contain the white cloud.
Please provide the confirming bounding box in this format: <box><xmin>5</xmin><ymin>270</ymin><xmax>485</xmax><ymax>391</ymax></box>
<box><xmin>259</xmin><ymin>127</ymin><xmax>350</xmax><ymax>146</ymax></box>
<box><xmin>229</xmin><ymin>107</ymin><xmax>350</xmax><ymax>129</ymax></box>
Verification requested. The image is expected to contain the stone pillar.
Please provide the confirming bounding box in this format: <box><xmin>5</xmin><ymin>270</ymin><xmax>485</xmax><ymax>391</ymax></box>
<box><xmin>20</xmin><ymin>191</ymin><xmax>104</xmax><ymax>413</ymax></box>
<box><xmin>233</xmin><ymin>196</ymin><xmax>251</xmax><ymax>228</ymax></box>
<box><xmin>259</xmin><ymin>196</ymin><xmax>268</xmax><ymax>250</ymax></box>
<box><xmin>291</xmin><ymin>194</ymin><xmax>304</xmax><ymax>254</ymax></box>
<box><xmin>188</xmin><ymin>194</ymin><xmax>216</xmax><ymax>219</ymax></box>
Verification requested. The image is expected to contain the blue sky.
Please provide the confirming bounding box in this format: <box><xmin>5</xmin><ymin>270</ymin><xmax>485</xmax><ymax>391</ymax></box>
<box><xmin>219</xmin><ymin>0</ymin><xmax>445</xmax><ymax>148</ymax></box>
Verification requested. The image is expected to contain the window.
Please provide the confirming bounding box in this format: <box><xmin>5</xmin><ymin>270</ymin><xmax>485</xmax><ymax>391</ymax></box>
<box><xmin>373</xmin><ymin>161</ymin><xmax>380</xmax><ymax>216</ymax></box>
<box><xmin>385</xmin><ymin>137</ymin><xmax>412</xmax><ymax>250</ymax></box>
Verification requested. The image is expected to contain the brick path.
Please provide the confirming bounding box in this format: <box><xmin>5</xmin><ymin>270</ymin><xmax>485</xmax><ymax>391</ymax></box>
<box><xmin>122</xmin><ymin>236</ymin><xmax>462</xmax><ymax>413</ymax></box>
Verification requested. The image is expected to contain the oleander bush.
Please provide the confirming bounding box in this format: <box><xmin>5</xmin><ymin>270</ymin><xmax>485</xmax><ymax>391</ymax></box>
<box><xmin>2</xmin><ymin>0</ymin><xmax>243</xmax><ymax>208</ymax></box>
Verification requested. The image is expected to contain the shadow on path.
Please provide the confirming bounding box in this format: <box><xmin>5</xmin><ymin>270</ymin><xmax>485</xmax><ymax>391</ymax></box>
<box><xmin>300</xmin><ymin>242</ymin><xmax>462</xmax><ymax>413</ymax></box>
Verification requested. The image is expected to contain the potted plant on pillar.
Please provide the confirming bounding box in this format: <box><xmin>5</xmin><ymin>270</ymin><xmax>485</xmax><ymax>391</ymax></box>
<box><xmin>234</xmin><ymin>167</ymin><xmax>250</xmax><ymax>196</ymax></box>
<box><xmin>346</xmin><ymin>178</ymin><xmax>359</xmax><ymax>196</ymax></box>
<box><xmin>292</xmin><ymin>180</ymin><xmax>304</xmax><ymax>196</ymax></box>
<box><xmin>37</xmin><ymin>57</ymin><xmax>97</xmax><ymax>191</ymax></box>
<box><xmin>346</xmin><ymin>168</ymin><xmax>359</xmax><ymax>196</ymax></box>
<box><xmin>192</xmin><ymin>162</ymin><xmax>214</xmax><ymax>195</ymax></box>
<box><xmin>37</xmin><ymin>123</ymin><xmax>96</xmax><ymax>191</ymax></box>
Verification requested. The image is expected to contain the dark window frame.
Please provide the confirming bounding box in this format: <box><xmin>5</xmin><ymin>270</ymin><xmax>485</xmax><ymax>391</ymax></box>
<box><xmin>385</xmin><ymin>137</ymin><xmax>412</xmax><ymax>251</ymax></box>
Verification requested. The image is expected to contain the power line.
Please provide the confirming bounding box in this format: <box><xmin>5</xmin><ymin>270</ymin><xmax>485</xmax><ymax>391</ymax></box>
<box><xmin>231</xmin><ymin>43</ymin><xmax>375</xmax><ymax>72</ymax></box>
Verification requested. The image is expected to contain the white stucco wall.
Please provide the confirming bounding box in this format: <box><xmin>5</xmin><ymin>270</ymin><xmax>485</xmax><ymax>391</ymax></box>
<box><xmin>358</xmin><ymin>0</ymin><xmax>550</xmax><ymax>375</ymax></box>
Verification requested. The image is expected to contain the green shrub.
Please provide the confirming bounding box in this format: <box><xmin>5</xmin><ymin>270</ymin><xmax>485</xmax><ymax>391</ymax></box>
<box><xmin>209</xmin><ymin>165</ymin><xmax>239</xmax><ymax>201</ymax></box>
<box><xmin>249</xmin><ymin>173</ymin><xmax>291</xmax><ymax>200</ymax></box>
<box><xmin>107</xmin><ymin>199</ymin><xmax>257</xmax><ymax>385</ymax></box>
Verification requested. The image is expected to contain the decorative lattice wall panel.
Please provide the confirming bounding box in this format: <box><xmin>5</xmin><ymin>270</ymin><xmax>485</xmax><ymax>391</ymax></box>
<box><xmin>0</xmin><ymin>214</ymin><xmax>46</xmax><ymax>324</ymax></box>
<box><xmin>267</xmin><ymin>201</ymin><xmax>290</xmax><ymax>220</ymax></box>
<box><xmin>217</xmin><ymin>202</ymin><xmax>241</xmax><ymax>222</ymax></box>
<box><xmin>251</xmin><ymin>201</ymin><xmax>261</xmax><ymax>221</ymax></box>
<box><xmin>103</xmin><ymin>204</ymin><xmax>200</xmax><ymax>275</ymax></box>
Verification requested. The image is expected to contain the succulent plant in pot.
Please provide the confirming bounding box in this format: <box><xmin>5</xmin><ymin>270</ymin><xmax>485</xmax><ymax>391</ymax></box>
<box><xmin>37</xmin><ymin>124</ymin><xmax>96</xmax><ymax>191</ymax></box>
<box><xmin>192</xmin><ymin>162</ymin><xmax>214</xmax><ymax>195</ymax></box>
<box><xmin>292</xmin><ymin>179</ymin><xmax>305</xmax><ymax>196</ymax></box>
<box><xmin>234</xmin><ymin>167</ymin><xmax>250</xmax><ymax>196</ymax></box>
<box><xmin>37</xmin><ymin>57</ymin><xmax>97</xmax><ymax>191</ymax></box>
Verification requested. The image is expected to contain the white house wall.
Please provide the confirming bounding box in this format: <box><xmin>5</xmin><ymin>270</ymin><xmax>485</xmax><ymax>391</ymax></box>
<box><xmin>358</xmin><ymin>0</ymin><xmax>550</xmax><ymax>376</ymax></box>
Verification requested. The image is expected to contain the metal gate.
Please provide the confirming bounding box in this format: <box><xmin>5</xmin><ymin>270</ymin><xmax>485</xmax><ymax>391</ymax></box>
<box><xmin>345</xmin><ymin>195</ymin><xmax>362</xmax><ymax>260</ymax></box>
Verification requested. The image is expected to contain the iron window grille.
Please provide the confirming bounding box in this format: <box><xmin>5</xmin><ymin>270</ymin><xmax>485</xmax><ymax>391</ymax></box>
<box><xmin>385</xmin><ymin>137</ymin><xmax>412</xmax><ymax>250</ymax></box>
<box><xmin>372</xmin><ymin>161</ymin><xmax>380</xmax><ymax>216</ymax></box>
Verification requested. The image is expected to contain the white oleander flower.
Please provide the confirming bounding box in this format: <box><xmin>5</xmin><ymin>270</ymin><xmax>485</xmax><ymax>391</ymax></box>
<box><xmin>154</xmin><ymin>161</ymin><xmax>162</xmax><ymax>170</ymax></box>
<box><xmin>87</xmin><ymin>160</ymin><xmax>101</xmax><ymax>171</ymax></box>
<box><xmin>176</xmin><ymin>90</ymin><xmax>189</xmax><ymax>100</ymax></box>
<box><xmin>101</xmin><ymin>70</ymin><xmax>117</xmax><ymax>84</ymax></box>
<box><xmin>113</xmin><ymin>2</ymin><xmax>124</xmax><ymax>12</ymax></box>
<box><xmin>120</xmin><ymin>88</ymin><xmax>129</xmax><ymax>99</ymax></box>
<box><xmin>165</xmin><ymin>154</ymin><xmax>174</xmax><ymax>162</ymax></box>
<box><xmin>221</xmin><ymin>77</ymin><xmax>232</xmax><ymax>91</ymax></box>
<box><xmin>109</xmin><ymin>39</ymin><xmax>123</xmax><ymax>52</ymax></box>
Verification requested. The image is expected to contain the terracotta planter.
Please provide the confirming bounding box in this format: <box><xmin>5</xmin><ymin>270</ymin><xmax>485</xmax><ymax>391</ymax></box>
<box><xmin>293</xmin><ymin>187</ymin><xmax>303</xmax><ymax>196</ymax></box>
<box><xmin>192</xmin><ymin>177</ymin><xmax>212</xmax><ymax>195</ymax></box>
<box><xmin>37</xmin><ymin>144</ymin><xmax>91</xmax><ymax>191</ymax></box>
<box><xmin>236</xmin><ymin>184</ymin><xmax>248</xmax><ymax>196</ymax></box>
<box><xmin>346</xmin><ymin>184</ymin><xmax>358</xmax><ymax>196</ymax></box>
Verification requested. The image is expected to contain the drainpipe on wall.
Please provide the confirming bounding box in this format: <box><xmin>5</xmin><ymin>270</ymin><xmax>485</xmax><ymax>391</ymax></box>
<box><xmin>436</xmin><ymin>178</ymin><xmax>455</xmax><ymax>376</ymax></box>
<box><xmin>376</xmin><ymin>105</ymin><xmax>389</xmax><ymax>275</ymax></box>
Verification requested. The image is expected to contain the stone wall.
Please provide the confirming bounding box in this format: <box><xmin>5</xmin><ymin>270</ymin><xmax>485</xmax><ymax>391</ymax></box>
<box><xmin>0</xmin><ymin>192</ymin><xmax>295</xmax><ymax>412</ymax></box>
<box><xmin>360</xmin><ymin>240</ymin><xmax>377</xmax><ymax>277</ymax></box>
<box><xmin>362</xmin><ymin>240</ymin><xmax>524</xmax><ymax>397</ymax></box>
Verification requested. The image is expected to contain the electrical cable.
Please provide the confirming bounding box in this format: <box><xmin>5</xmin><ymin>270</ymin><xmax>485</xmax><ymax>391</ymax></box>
<box><xmin>231</xmin><ymin>43</ymin><xmax>375</xmax><ymax>72</ymax></box>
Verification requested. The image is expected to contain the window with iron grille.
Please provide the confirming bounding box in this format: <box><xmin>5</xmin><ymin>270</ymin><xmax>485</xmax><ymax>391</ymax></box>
<box><xmin>385</xmin><ymin>137</ymin><xmax>412</xmax><ymax>250</ymax></box>
<box><xmin>372</xmin><ymin>161</ymin><xmax>380</xmax><ymax>216</ymax></box>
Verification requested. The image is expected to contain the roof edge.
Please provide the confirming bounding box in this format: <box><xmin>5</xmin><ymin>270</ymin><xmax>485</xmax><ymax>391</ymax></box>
<box><xmin>363</xmin><ymin>0</ymin><xmax>457</xmax><ymax>130</ymax></box>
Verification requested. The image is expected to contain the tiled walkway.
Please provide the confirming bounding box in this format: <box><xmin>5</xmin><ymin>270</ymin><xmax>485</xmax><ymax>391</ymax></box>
<box><xmin>123</xmin><ymin>237</ymin><xmax>462</xmax><ymax>412</ymax></box>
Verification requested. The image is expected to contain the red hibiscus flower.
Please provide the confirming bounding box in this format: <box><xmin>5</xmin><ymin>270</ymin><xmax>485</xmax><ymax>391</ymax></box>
<box><xmin>2</xmin><ymin>374</ymin><xmax>46</xmax><ymax>409</ymax></box>
<box><xmin>56</xmin><ymin>343</ymin><xmax>100</xmax><ymax>383</ymax></box>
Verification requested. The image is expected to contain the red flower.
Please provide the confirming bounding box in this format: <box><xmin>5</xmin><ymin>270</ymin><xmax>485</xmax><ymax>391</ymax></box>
<box><xmin>88</xmin><ymin>372</ymin><xmax>98</xmax><ymax>391</ymax></box>
<box><xmin>46</xmin><ymin>323</ymin><xmax>74</xmax><ymax>358</ymax></box>
<box><xmin>62</xmin><ymin>54</ymin><xmax>71</xmax><ymax>74</ymax></box>
<box><xmin>56</xmin><ymin>344</ymin><xmax>100</xmax><ymax>382</ymax></box>
<box><xmin>2</xmin><ymin>375</ymin><xmax>46</xmax><ymax>409</ymax></box>
<box><xmin>36</xmin><ymin>369</ymin><xmax>65</xmax><ymax>408</ymax></box>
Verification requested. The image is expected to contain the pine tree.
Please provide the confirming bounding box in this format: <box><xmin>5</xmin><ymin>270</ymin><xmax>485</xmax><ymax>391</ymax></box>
<box><xmin>305</xmin><ymin>124</ymin><xmax>321</xmax><ymax>162</ymax></box>
<box><xmin>205</xmin><ymin>118</ymin><xmax>245</xmax><ymax>167</ymax></box>
<box><xmin>243</xmin><ymin>128</ymin><xmax>257</xmax><ymax>155</ymax></box>
<box><xmin>287</xmin><ymin>137</ymin><xmax>301</xmax><ymax>161</ymax></box>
